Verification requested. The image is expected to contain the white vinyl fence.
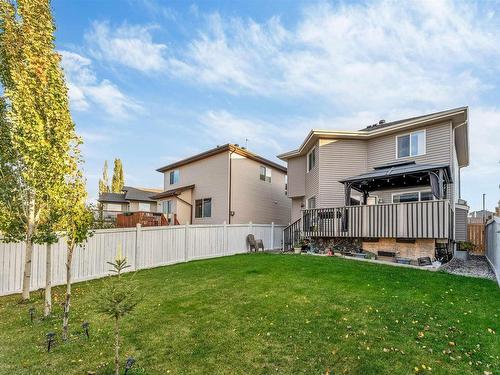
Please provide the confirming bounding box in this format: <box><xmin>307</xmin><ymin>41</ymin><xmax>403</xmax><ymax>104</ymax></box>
<box><xmin>485</xmin><ymin>217</ymin><xmax>500</xmax><ymax>286</ymax></box>
<box><xmin>0</xmin><ymin>222</ymin><xmax>285</xmax><ymax>296</ymax></box>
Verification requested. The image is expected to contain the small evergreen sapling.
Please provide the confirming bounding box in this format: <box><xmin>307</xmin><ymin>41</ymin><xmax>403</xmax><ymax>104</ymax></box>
<box><xmin>96</xmin><ymin>250</ymin><xmax>140</xmax><ymax>375</ymax></box>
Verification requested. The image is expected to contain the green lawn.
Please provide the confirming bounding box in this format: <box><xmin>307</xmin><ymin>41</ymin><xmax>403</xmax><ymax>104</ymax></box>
<box><xmin>0</xmin><ymin>254</ymin><xmax>498</xmax><ymax>375</ymax></box>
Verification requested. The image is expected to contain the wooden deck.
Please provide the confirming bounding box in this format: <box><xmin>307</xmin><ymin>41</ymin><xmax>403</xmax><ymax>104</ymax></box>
<box><xmin>301</xmin><ymin>200</ymin><xmax>453</xmax><ymax>239</ymax></box>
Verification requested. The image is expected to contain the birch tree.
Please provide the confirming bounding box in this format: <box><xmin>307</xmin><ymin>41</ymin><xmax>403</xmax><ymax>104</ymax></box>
<box><xmin>59</xmin><ymin>176</ymin><xmax>93</xmax><ymax>340</ymax></box>
<box><xmin>0</xmin><ymin>0</ymin><xmax>78</xmax><ymax>300</ymax></box>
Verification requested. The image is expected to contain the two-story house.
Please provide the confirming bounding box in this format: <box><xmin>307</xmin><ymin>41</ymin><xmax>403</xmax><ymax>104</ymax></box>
<box><xmin>280</xmin><ymin>107</ymin><xmax>470</xmax><ymax>260</ymax></box>
<box><xmin>98</xmin><ymin>186</ymin><xmax>162</xmax><ymax>220</ymax></box>
<box><xmin>152</xmin><ymin>144</ymin><xmax>291</xmax><ymax>225</ymax></box>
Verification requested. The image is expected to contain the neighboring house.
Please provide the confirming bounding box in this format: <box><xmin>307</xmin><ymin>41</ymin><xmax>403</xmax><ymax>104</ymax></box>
<box><xmin>279</xmin><ymin>107</ymin><xmax>470</xmax><ymax>260</ymax></box>
<box><xmin>468</xmin><ymin>210</ymin><xmax>495</xmax><ymax>224</ymax></box>
<box><xmin>98</xmin><ymin>186</ymin><xmax>162</xmax><ymax>219</ymax></box>
<box><xmin>152</xmin><ymin>144</ymin><xmax>290</xmax><ymax>225</ymax></box>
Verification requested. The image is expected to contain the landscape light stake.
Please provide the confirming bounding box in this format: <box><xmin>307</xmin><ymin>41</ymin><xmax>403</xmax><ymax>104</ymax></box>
<box><xmin>82</xmin><ymin>321</ymin><xmax>90</xmax><ymax>339</ymax></box>
<box><xmin>29</xmin><ymin>307</ymin><xmax>35</xmax><ymax>323</ymax></box>
<box><xmin>124</xmin><ymin>357</ymin><xmax>135</xmax><ymax>374</ymax></box>
<box><xmin>46</xmin><ymin>332</ymin><xmax>56</xmax><ymax>352</ymax></box>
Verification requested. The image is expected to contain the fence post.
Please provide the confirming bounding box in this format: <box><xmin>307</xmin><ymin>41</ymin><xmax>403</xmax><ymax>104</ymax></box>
<box><xmin>135</xmin><ymin>224</ymin><xmax>142</xmax><ymax>271</ymax></box>
<box><xmin>270</xmin><ymin>222</ymin><xmax>274</xmax><ymax>250</ymax></box>
<box><xmin>223</xmin><ymin>221</ymin><xmax>228</xmax><ymax>255</ymax></box>
<box><xmin>184</xmin><ymin>223</ymin><xmax>189</xmax><ymax>262</ymax></box>
<box><xmin>249</xmin><ymin>221</ymin><xmax>253</xmax><ymax>234</ymax></box>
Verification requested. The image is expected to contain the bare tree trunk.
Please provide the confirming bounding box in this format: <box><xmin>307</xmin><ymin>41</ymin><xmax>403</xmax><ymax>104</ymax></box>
<box><xmin>62</xmin><ymin>246</ymin><xmax>73</xmax><ymax>340</ymax></box>
<box><xmin>22</xmin><ymin>197</ymin><xmax>36</xmax><ymax>301</ymax></box>
<box><xmin>115</xmin><ymin>316</ymin><xmax>120</xmax><ymax>375</ymax></box>
<box><xmin>44</xmin><ymin>243</ymin><xmax>52</xmax><ymax>316</ymax></box>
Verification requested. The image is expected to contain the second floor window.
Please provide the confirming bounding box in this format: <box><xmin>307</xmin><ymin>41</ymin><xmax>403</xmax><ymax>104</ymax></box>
<box><xmin>307</xmin><ymin>147</ymin><xmax>316</xmax><ymax>172</ymax></box>
<box><xmin>397</xmin><ymin>130</ymin><xmax>425</xmax><ymax>158</ymax></box>
<box><xmin>169</xmin><ymin>169</ymin><xmax>180</xmax><ymax>184</ymax></box>
<box><xmin>195</xmin><ymin>198</ymin><xmax>212</xmax><ymax>218</ymax></box>
<box><xmin>260</xmin><ymin>166</ymin><xmax>272</xmax><ymax>182</ymax></box>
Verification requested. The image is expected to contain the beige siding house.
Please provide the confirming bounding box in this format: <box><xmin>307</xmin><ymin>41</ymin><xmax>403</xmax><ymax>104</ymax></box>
<box><xmin>152</xmin><ymin>144</ymin><xmax>290</xmax><ymax>225</ymax></box>
<box><xmin>280</xmin><ymin>107</ymin><xmax>470</xmax><ymax>261</ymax></box>
<box><xmin>98</xmin><ymin>186</ymin><xmax>162</xmax><ymax>219</ymax></box>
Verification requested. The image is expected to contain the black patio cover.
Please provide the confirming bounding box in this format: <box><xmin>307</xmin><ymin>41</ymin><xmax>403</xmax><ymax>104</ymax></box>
<box><xmin>338</xmin><ymin>161</ymin><xmax>452</xmax><ymax>231</ymax></box>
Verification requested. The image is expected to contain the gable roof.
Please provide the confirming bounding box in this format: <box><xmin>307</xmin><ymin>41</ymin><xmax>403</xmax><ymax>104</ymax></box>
<box><xmin>156</xmin><ymin>144</ymin><xmax>287</xmax><ymax>173</ymax></box>
<box><xmin>98</xmin><ymin>192</ymin><xmax>128</xmax><ymax>204</ymax></box>
<box><xmin>150</xmin><ymin>184</ymin><xmax>196</xmax><ymax>200</ymax></box>
<box><xmin>98</xmin><ymin>186</ymin><xmax>162</xmax><ymax>203</ymax></box>
<box><xmin>278</xmin><ymin>107</ymin><xmax>469</xmax><ymax>167</ymax></box>
<box><xmin>122</xmin><ymin>186</ymin><xmax>162</xmax><ymax>202</ymax></box>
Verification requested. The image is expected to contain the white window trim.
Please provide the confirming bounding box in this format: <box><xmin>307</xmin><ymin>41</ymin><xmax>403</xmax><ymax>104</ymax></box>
<box><xmin>195</xmin><ymin>198</ymin><xmax>212</xmax><ymax>218</ymax></box>
<box><xmin>306</xmin><ymin>195</ymin><xmax>316</xmax><ymax>209</ymax></box>
<box><xmin>391</xmin><ymin>190</ymin><xmax>434</xmax><ymax>203</ymax></box>
<box><xmin>395</xmin><ymin>129</ymin><xmax>426</xmax><ymax>159</ymax></box>
<box><xmin>259</xmin><ymin>165</ymin><xmax>271</xmax><ymax>183</ymax></box>
<box><xmin>169</xmin><ymin>169</ymin><xmax>180</xmax><ymax>185</ymax></box>
<box><xmin>307</xmin><ymin>147</ymin><xmax>316</xmax><ymax>172</ymax></box>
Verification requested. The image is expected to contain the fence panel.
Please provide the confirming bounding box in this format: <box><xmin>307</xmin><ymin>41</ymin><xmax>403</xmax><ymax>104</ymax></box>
<box><xmin>0</xmin><ymin>223</ymin><xmax>285</xmax><ymax>296</ymax></box>
<box><xmin>468</xmin><ymin>223</ymin><xmax>486</xmax><ymax>254</ymax></box>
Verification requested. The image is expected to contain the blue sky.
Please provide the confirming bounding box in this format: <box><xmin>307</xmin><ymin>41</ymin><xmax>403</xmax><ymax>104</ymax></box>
<box><xmin>52</xmin><ymin>0</ymin><xmax>500</xmax><ymax>211</ymax></box>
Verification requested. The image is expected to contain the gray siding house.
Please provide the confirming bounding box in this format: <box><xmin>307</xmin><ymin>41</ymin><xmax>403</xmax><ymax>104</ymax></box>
<box><xmin>280</xmin><ymin>107</ymin><xmax>470</xmax><ymax>261</ymax></box>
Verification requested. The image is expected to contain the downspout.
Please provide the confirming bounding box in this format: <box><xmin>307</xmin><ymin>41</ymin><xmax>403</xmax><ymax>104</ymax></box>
<box><xmin>228</xmin><ymin>148</ymin><xmax>236</xmax><ymax>224</ymax></box>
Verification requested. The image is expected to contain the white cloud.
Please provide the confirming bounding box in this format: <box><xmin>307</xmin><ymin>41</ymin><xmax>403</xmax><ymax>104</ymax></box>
<box><xmin>60</xmin><ymin>50</ymin><xmax>142</xmax><ymax>118</ymax></box>
<box><xmin>199</xmin><ymin>110</ymin><xmax>290</xmax><ymax>155</ymax></box>
<box><xmin>85</xmin><ymin>21</ymin><xmax>168</xmax><ymax>73</ymax></box>
<box><xmin>169</xmin><ymin>1</ymin><xmax>500</xmax><ymax>110</ymax></box>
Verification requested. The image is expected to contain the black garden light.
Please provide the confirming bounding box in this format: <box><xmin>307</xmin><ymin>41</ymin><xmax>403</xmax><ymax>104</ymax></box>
<box><xmin>46</xmin><ymin>332</ymin><xmax>56</xmax><ymax>352</ymax></box>
<box><xmin>124</xmin><ymin>357</ymin><xmax>135</xmax><ymax>374</ymax></box>
<box><xmin>28</xmin><ymin>307</ymin><xmax>35</xmax><ymax>323</ymax></box>
<box><xmin>82</xmin><ymin>321</ymin><xmax>90</xmax><ymax>339</ymax></box>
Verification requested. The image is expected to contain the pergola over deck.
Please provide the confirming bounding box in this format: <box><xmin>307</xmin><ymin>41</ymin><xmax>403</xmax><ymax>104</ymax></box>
<box><xmin>339</xmin><ymin>161</ymin><xmax>452</xmax><ymax>206</ymax></box>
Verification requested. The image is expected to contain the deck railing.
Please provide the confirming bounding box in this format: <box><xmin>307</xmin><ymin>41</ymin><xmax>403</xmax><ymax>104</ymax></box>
<box><xmin>302</xmin><ymin>200</ymin><xmax>453</xmax><ymax>239</ymax></box>
<box><xmin>283</xmin><ymin>218</ymin><xmax>302</xmax><ymax>251</ymax></box>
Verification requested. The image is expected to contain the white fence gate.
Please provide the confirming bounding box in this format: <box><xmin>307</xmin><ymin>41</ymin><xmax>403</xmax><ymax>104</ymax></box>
<box><xmin>0</xmin><ymin>223</ymin><xmax>285</xmax><ymax>296</ymax></box>
<box><xmin>485</xmin><ymin>217</ymin><xmax>500</xmax><ymax>286</ymax></box>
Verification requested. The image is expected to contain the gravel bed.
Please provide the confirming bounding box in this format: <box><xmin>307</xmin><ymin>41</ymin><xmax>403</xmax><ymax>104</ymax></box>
<box><xmin>440</xmin><ymin>255</ymin><xmax>496</xmax><ymax>280</ymax></box>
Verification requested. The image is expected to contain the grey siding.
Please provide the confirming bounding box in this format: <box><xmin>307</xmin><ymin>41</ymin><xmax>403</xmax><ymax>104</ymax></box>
<box><xmin>318</xmin><ymin>139</ymin><xmax>367</xmax><ymax>207</ymax></box>
<box><xmin>455</xmin><ymin>206</ymin><xmax>469</xmax><ymax>242</ymax></box>
<box><xmin>305</xmin><ymin>141</ymin><xmax>320</xmax><ymax>205</ymax></box>
<box><xmin>367</xmin><ymin>121</ymin><xmax>455</xmax><ymax>204</ymax></box>
<box><xmin>287</xmin><ymin>156</ymin><xmax>306</xmax><ymax>198</ymax></box>
<box><xmin>366</xmin><ymin>122</ymin><xmax>453</xmax><ymax>169</ymax></box>
<box><xmin>291</xmin><ymin>197</ymin><xmax>303</xmax><ymax>222</ymax></box>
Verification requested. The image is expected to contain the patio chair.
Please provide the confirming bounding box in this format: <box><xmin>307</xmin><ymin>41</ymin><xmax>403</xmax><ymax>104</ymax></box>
<box><xmin>247</xmin><ymin>234</ymin><xmax>264</xmax><ymax>252</ymax></box>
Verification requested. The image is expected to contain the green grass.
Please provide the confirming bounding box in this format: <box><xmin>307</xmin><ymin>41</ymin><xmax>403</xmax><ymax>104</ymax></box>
<box><xmin>0</xmin><ymin>254</ymin><xmax>499</xmax><ymax>375</ymax></box>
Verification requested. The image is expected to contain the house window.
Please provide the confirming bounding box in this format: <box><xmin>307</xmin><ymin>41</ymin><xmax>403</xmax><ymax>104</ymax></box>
<box><xmin>169</xmin><ymin>170</ymin><xmax>180</xmax><ymax>185</ymax></box>
<box><xmin>307</xmin><ymin>196</ymin><xmax>316</xmax><ymax>209</ymax></box>
<box><xmin>106</xmin><ymin>203</ymin><xmax>122</xmax><ymax>211</ymax></box>
<box><xmin>195</xmin><ymin>198</ymin><xmax>212</xmax><ymax>218</ymax></box>
<box><xmin>260</xmin><ymin>166</ymin><xmax>272</xmax><ymax>182</ymax></box>
<box><xmin>392</xmin><ymin>191</ymin><xmax>434</xmax><ymax>203</ymax></box>
<box><xmin>307</xmin><ymin>147</ymin><xmax>316</xmax><ymax>172</ymax></box>
<box><xmin>162</xmin><ymin>200</ymin><xmax>172</xmax><ymax>214</ymax></box>
<box><xmin>138</xmin><ymin>202</ymin><xmax>150</xmax><ymax>211</ymax></box>
<box><xmin>396</xmin><ymin>130</ymin><xmax>425</xmax><ymax>158</ymax></box>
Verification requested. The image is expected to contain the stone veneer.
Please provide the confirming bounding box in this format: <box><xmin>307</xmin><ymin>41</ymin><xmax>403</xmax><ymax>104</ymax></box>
<box><xmin>362</xmin><ymin>238</ymin><xmax>435</xmax><ymax>260</ymax></box>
